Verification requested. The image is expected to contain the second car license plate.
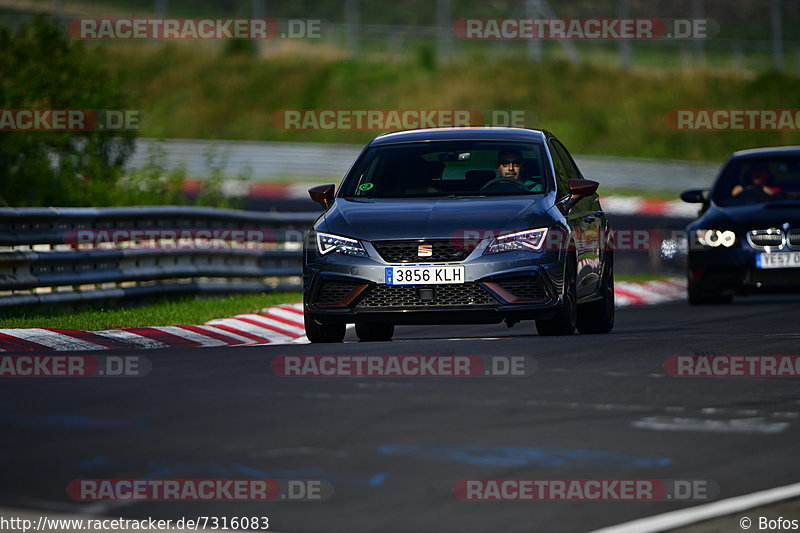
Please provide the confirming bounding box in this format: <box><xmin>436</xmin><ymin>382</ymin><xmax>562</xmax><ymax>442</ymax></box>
<box><xmin>386</xmin><ymin>266</ymin><xmax>465</xmax><ymax>285</ymax></box>
<box><xmin>756</xmin><ymin>252</ymin><xmax>800</xmax><ymax>269</ymax></box>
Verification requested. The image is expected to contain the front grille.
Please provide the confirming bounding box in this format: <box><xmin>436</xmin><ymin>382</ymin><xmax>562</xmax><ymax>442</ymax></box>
<box><xmin>357</xmin><ymin>283</ymin><xmax>496</xmax><ymax>309</ymax></box>
<box><xmin>748</xmin><ymin>230</ymin><xmax>784</xmax><ymax>249</ymax></box>
<box><xmin>788</xmin><ymin>230</ymin><xmax>800</xmax><ymax>247</ymax></box>
<box><xmin>496</xmin><ymin>276</ymin><xmax>547</xmax><ymax>301</ymax></box>
<box><xmin>315</xmin><ymin>280</ymin><xmax>360</xmax><ymax>306</ymax></box>
<box><xmin>372</xmin><ymin>239</ymin><xmax>476</xmax><ymax>263</ymax></box>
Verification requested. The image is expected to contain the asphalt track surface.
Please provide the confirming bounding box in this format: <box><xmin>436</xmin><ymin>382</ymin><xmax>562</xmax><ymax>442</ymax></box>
<box><xmin>3</xmin><ymin>295</ymin><xmax>800</xmax><ymax>533</ymax></box>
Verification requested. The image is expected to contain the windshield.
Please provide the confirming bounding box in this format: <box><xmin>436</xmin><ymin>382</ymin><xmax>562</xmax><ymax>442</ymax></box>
<box><xmin>340</xmin><ymin>141</ymin><xmax>549</xmax><ymax>198</ymax></box>
<box><xmin>712</xmin><ymin>155</ymin><xmax>800</xmax><ymax>205</ymax></box>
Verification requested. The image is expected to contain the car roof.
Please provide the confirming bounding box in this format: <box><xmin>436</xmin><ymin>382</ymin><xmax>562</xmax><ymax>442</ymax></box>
<box><xmin>731</xmin><ymin>145</ymin><xmax>800</xmax><ymax>158</ymax></box>
<box><xmin>368</xmin><ymin>127</ymin><xmax>548</xmax><ymax>146</ymax></box>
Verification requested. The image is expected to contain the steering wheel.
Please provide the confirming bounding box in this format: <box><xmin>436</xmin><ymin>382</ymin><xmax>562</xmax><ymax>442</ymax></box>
<box><xmin>479</xmin><ymin>178</ymin><xmax>530</xmax><ymax>193</ymax></box>
<box><xmin>737</xmin><ymin>185</ymin><xmax>771</xmax><ymax>199</ymax></box>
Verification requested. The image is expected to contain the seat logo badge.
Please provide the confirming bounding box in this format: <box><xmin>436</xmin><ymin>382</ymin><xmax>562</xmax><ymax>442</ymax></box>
<box><xmin>418</xmin><ymin>244</ymin><xmax>433</xmax><ymax>257</ymax></box>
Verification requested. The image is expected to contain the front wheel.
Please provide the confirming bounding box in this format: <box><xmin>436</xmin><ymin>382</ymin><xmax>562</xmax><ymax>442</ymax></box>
<box><xmin>355</xmin><ymin>321</ymin><xmax>394</xmax><ymax>342</ymax></box>
<box><xmin>576</xmin><ymin>251</ymin><xmax>615</xmax><ymax>334</ymax></box>
<box><xmin>536</xmin><ymin>257</ymin><xmax>577</xmax><ymax>336</ymax></box>
<box><xmin>304</xmin><ymin>313</ymin><xmax>346</xmax><ymax>343</ymax></box>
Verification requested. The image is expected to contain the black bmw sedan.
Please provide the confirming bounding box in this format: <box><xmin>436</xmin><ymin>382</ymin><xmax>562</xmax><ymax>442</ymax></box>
<box><xmin>681</xmin><ymin>146</ymin><xmax>800</xmax><ymax>304</ymax></box>
<box><xmin>302</xmin><ymin>127</ymin><xmax>614</xmax><ymax>342</ymax></box>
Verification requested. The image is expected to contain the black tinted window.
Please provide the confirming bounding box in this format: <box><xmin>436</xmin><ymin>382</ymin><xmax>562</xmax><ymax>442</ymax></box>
<box><xmin>712</xmin><ymin>156</ymin><xmax>800</xmax><ymax>205</ymax></box>
<box><xmin>547</xmin><ymin>140</ymin><xmax>571</xmax><ymax>197</ymax></box>
<box><xmin>340</xmin><ymin>141</ymin><xmax>549</xmax><ymax>198</ymax></box>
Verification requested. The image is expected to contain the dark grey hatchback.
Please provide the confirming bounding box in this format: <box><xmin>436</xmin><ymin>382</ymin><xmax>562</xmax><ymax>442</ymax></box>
<box><xmin>302</xmin><ymin>127</ymin><xmax>614</xmax><ymax>342</ymax></box>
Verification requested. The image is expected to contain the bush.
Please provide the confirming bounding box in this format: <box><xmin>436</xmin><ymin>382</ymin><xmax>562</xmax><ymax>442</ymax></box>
<box><xmin>0</xmin><ymin>15</ymin><xmax>135</xmax><ymax>207</ymax></box>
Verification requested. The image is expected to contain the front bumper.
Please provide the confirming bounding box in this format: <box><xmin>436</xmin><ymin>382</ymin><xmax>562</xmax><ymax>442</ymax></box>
<box><xmin>304</xmin><ymin>247</ymin><xmax>566</xmax><ymax>325</ymax></box>
<box><xmin>688</xmin><ymin>248</ymin><xmax>800</xmax><ymax>294</ymax></box>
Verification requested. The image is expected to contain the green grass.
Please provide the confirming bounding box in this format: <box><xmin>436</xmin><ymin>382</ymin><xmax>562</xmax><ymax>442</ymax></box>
<box><xmin>103</xmin><ymin>45</ymin><xmax>800</xmax><ymax>163</ymax></box>
<box><xmin>0</xmin><ymin>292</ymin><xmax>302</xmax><ymax>330</ymax></box>
<box><xmin>615</xmin><ymin>273</ymin><xmax>677</xmax><ymax>283</ymax></box>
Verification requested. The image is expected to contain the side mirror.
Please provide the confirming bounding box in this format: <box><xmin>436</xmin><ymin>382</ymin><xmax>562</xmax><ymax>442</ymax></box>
<box><xmin>680</xmin><ymin>188</ymin><xmax>706</xmax><ymax>204</ymax></box>
<box><xmin>560</xmin><ymin>179</ymin><xmax>599</xmax><ymax>212</ymax></box>
<box><xmin>309</xmin><ymin>184</ymin><xmax>335</xmax><ymax>209</ymax></box>
<box><xmin>567</xmin><ymin>179</ymin><xmax>599</xmax><ymax>197</ymax></box>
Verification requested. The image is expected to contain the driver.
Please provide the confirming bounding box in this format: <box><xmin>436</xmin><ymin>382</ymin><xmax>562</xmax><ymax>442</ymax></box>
<box><xmin>731</xmin><ymin>163</ymin><xmax>782</xmax><ymax>197</ymax></box>
<box><xmin>496</xmin><ymin>150</ymin><xmax>543</xmax><ymax>192</ymax></box>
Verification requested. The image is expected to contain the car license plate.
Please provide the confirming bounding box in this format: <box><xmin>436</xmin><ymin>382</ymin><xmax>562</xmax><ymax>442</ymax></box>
<box><xmin>756</xmin><ymin>252</ymin><xmax>800</xmax><ymax>269</ymax></box>
<box><xmin>385</xmin><ymin>266</ymin><xmax>465</xmax><ymax>285</ymax></box>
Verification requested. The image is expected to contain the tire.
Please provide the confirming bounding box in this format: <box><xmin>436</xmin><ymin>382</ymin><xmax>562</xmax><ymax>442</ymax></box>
<box><xmin>687</xmin><ymin>280</ymin><xmax>733</xmax><ymax>305</ymax></box>
<box><xmin>304</xmin><ymin>313</ymin><xmax>346</xmax><ymax>343</ymax></box>
<box><xmin>577</xmin><ymin>251</ymin><xmax>615</xmax><ymax>334</ymax></box>
<box><xmin>536</xmin><ymin>256</ymin><xmax>577</xmax><ymax>336</ymax></box>
<box><xmin>355</xmin><ymin>321</ymin><xmax>394</xmax><ymax>342</ymax></box>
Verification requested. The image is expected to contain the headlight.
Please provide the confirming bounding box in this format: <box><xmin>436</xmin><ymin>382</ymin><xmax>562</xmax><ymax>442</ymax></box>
<box><xmin>694</xmin><ymin>229</ymin><xmax>736</xmax><ymax>248</ymax></box>
<box><xmin>316</xmin><ymin>232</ymin><xmax>368</xmax><ymax>257</ymax></box>
<box><xmin>486</xmin><ymin>228</ymin><xmax>549</xmax><ymax>254</ymax></box>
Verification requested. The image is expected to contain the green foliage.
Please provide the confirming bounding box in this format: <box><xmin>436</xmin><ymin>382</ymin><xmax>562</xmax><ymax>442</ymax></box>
<box><xmin>415</xmin><ymin>42</ymin><xmax>437</xmax><ymax>72</ymax></box>
<box><xmin>111</xmin><ymin>141</ymin><xmax>242</xmax><ymax>208</ymax></box>
<box><xmin>0</xmin><ymin>15</ymin><xmax>135</xmax><ymax>207</ymax></box>
<box><xmin>106</xmin><ymin>46</ymin><xmax>800</xmax><ymax>161</ymax></box>
<box><xmin>112</xmin><ymin>142</ymin><xmax>185</xmax><ymax>205</ymax></box>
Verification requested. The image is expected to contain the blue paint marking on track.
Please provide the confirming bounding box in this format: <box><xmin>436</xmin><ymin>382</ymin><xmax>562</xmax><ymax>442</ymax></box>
<box><xmin>79</xmin><ymin>456</ymin><xmax>110</xmax><ymax>468</ymax></box>
<box><xmin>377</xmin><ymin>445</ymin><xmax>671</xmax><ymax>468</ymax></box>
<box><xmin>368</xmin><ymin>472</ymin><xmax>390</xmax><ymax>487</ymax></box>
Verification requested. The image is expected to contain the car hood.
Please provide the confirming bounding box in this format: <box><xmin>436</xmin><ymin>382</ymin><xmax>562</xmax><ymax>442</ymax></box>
<box><xmin>690</xmin><ymin>201</ymin><xmax>800</xmax><ymax>231</ymax></box>
<box><xmin>318</xmin><ymin>196</ymin><xmax>555</xmax><ymax>241</ymax></box>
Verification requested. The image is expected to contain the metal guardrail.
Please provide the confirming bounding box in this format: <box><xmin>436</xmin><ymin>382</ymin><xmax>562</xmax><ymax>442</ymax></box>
<box><xmin>0</xmin><ymin>206</ymin><xmax>319</xmax><ymax>308</ymax></box>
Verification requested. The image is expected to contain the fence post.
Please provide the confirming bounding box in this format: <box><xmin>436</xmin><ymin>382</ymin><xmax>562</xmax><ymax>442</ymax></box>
<box><xmin>692</xmin><ymin>0</ymin><xmax>705</xmax><ymax>65</ymax></box>
<box><xmin>436</xmin><ymin>0</ymin><xmax>452</xmax><ymax>63</ymax></box>
<box><xmin>771</xmin><ymin>0</ymin><xmax>783</xmax><ymax>70</ymax></box>
<box><xmin>532</xmin><ymin>0</ymin><xmax>578</xmax><ymax>64</ymax></box>
<box><xmin>617</xmin><ymin>0</ymin><xmax>631</xmax><ymax>69</ymax></box>
<box><xmin>345</xmin><ymin>0</ymin><xmax>359</xmax><ymax>57</ymax></box>
<box><xmin>252</xmin><ymin>0</ymin><xmax>266</xmax><ymax>55</ymax></box>
<box><xmin>525</xmin><ymin>0</ymin><xmax>542</xmax><ymax>63</ymax></box>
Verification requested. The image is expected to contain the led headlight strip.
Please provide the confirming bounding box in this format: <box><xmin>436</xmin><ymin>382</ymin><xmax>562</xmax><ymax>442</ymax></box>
<box><xmin>486</xmin><ymin>228</ymin><xmax>549</xmax><ymax>253</ymax></box>
<box><xmin>316</xmin><ymin>232</ymin><xmax>368</xmax><ymax>257</ymax></box>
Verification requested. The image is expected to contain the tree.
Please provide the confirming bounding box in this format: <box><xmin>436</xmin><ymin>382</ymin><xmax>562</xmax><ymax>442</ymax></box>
<box><xmin>0</xmin><ymin>16</ymin><xmax>135</xmax><ymax>207</ymax></box>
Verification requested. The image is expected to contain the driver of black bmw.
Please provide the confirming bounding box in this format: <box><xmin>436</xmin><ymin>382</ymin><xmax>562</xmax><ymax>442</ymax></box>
<box><xmin>496</xmin><ymin>150</ymin><xmax>541</xmax><ymax>192</ymax></box>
